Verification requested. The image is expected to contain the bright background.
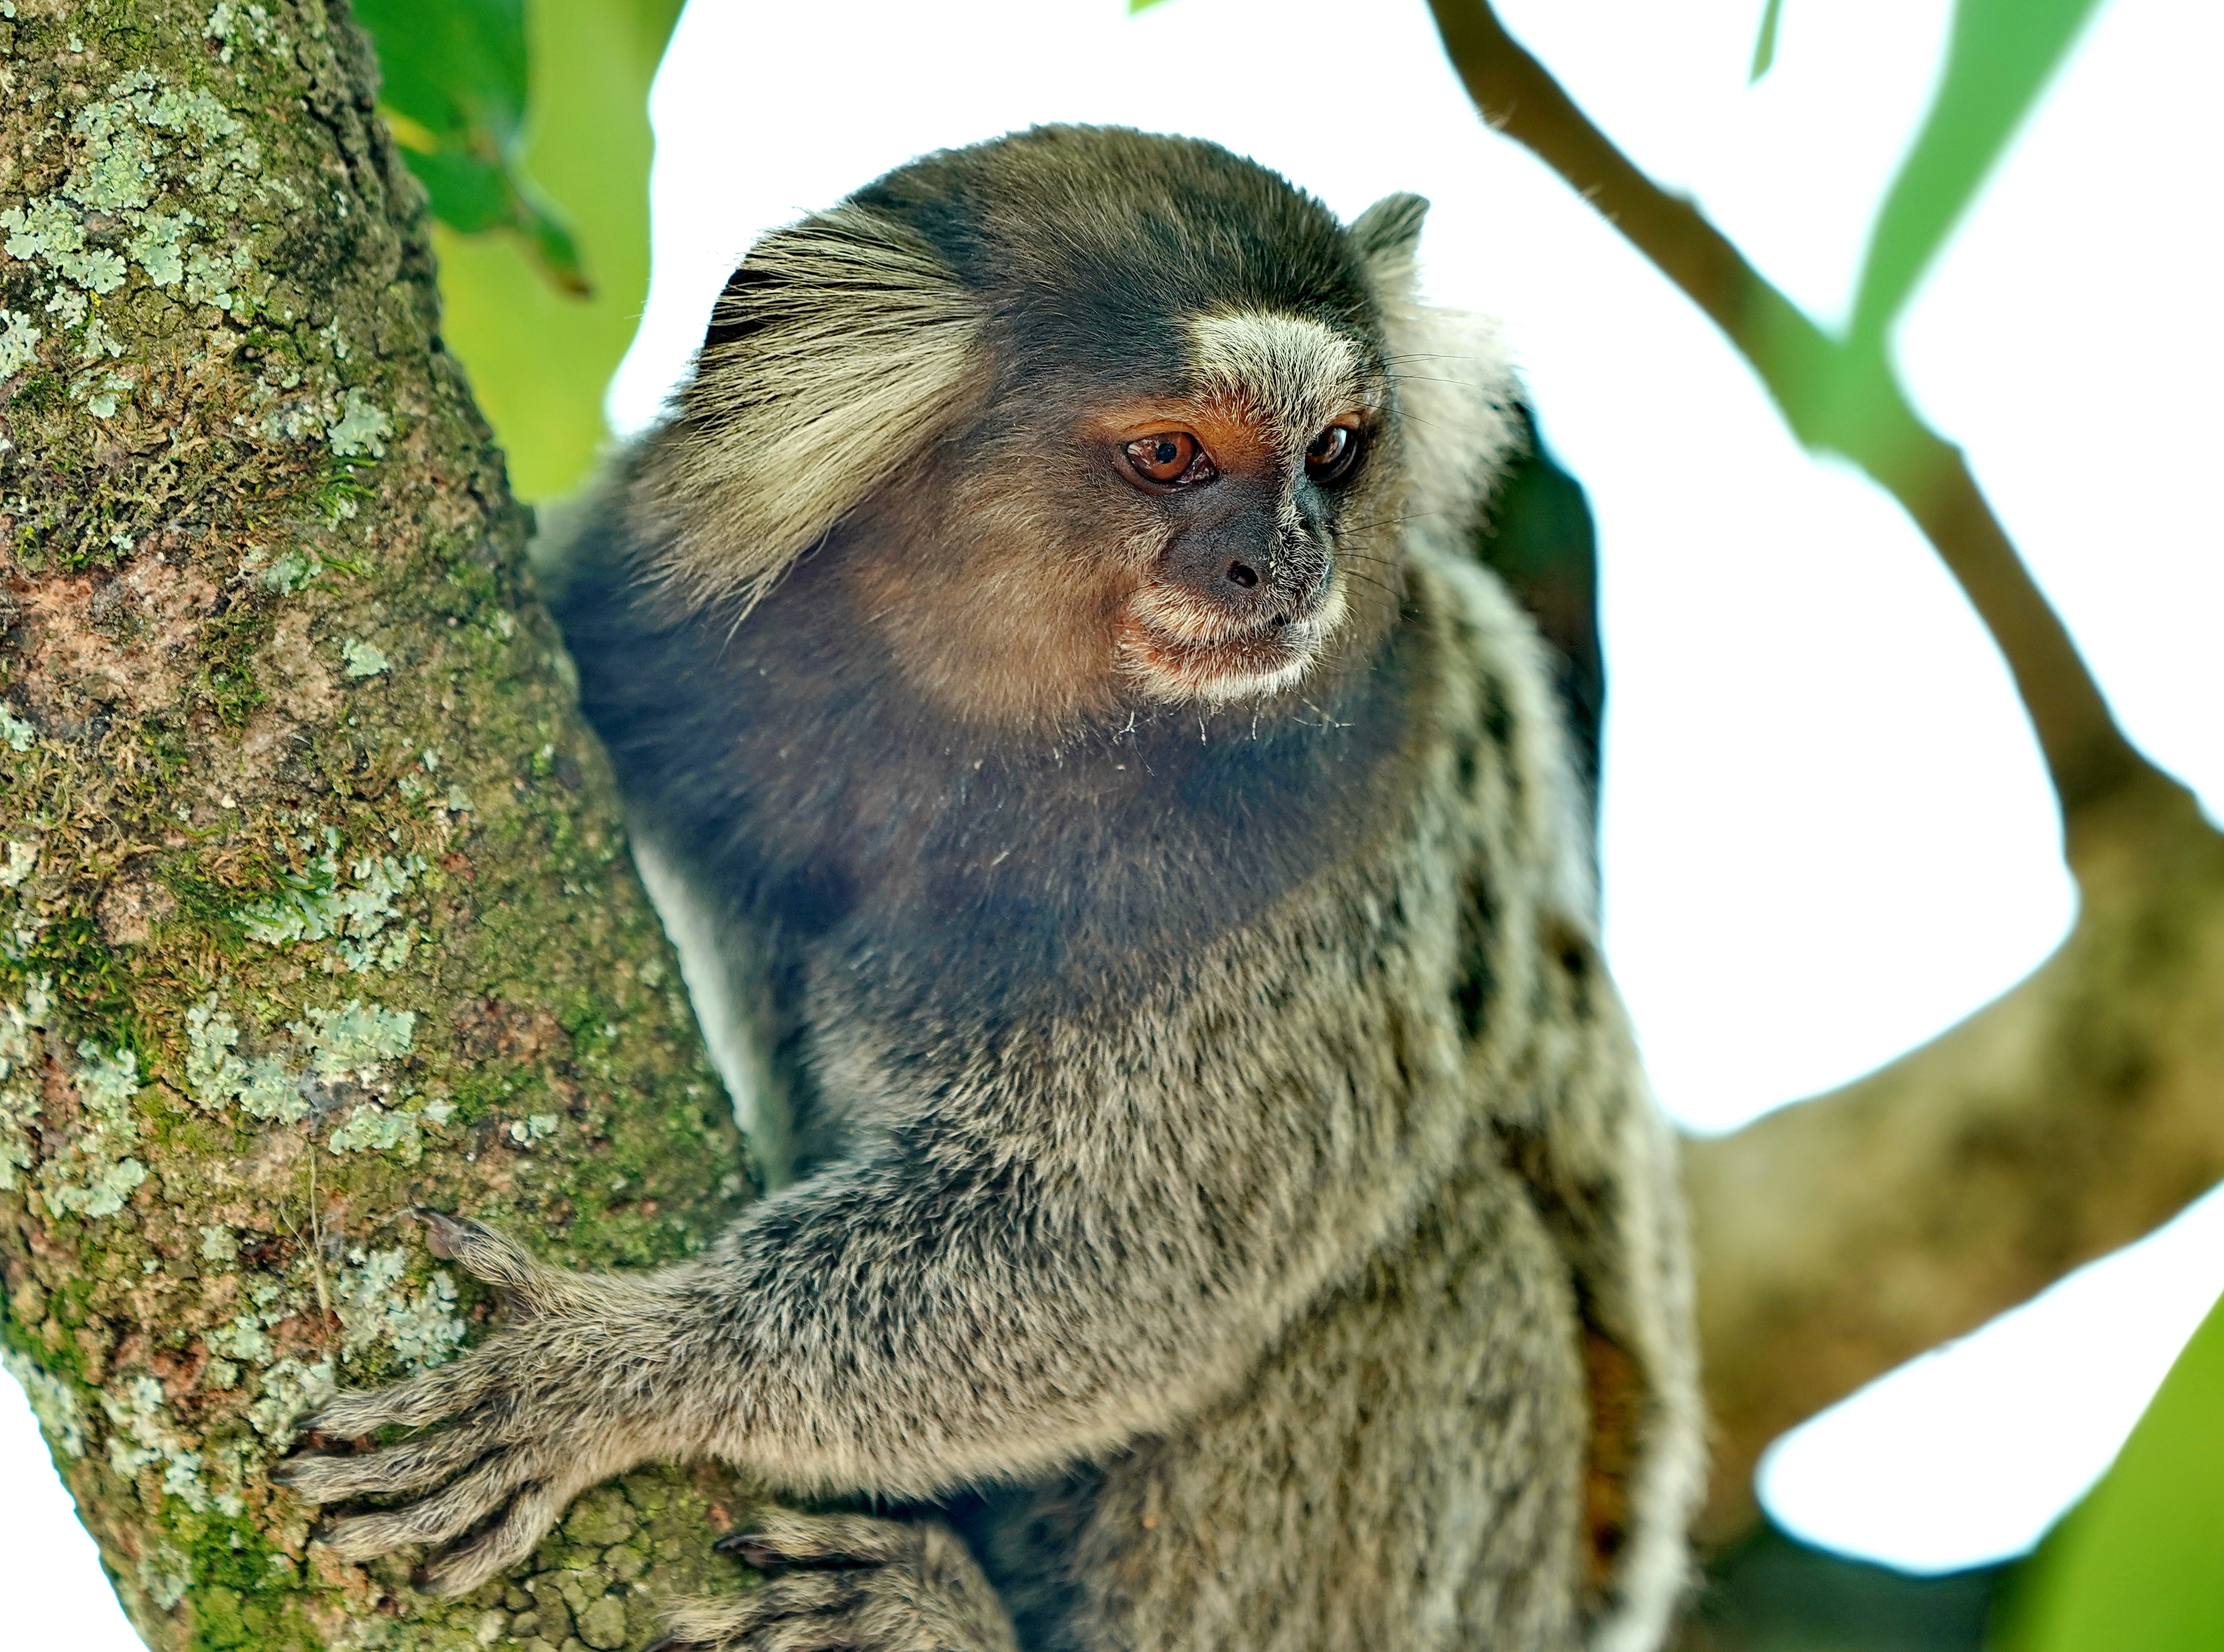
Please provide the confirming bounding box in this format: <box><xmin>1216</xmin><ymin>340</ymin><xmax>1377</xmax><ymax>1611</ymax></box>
<box><xmin>5</xmin><ymin>0</ymin><xmax>2218</xmax><ymax>1635</ymax></box>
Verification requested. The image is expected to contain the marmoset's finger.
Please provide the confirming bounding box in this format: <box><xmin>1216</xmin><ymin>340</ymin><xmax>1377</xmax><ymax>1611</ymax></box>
<box><xmin>420</xmin><ymin>1211</ymin><xmax>542</xmax><ymax>1291</ymax></box>
<box><xmin>320</xmin><ymin>1445</ymin><xmax>546</xmax><ymax>1559</ymax></box>
<box><xmin>272</xmin><ymin>1424</ymin><xmax>496</xmax><ymax>1503</ymax></box>
<box><xmin>753</xmin><ymin>1605</ymin><xmax>889</xmax><ymax>1652</ymax></box>
<box><xmin>649</xmin><ymin>1591</ymin><xmax>756</xmax><ymax>1647</ymax></box>
<box><xmin>715</xmin><ymin>1509</ymin><xmax>916</xmax><ymax>1571</ymax></box>
<box><xmin>419</xmin><ymin>1209</ymin><xmax>594</xmax><ymax>1320</ymax></box>
<box><xmin>417</xmin><ymin>1478</ymin><xmax>571</xmax><ymax>1596</ymax></box>
<box><xmin>303</xmin><ymin>1354</ymin><xmax>503</xmax><ymax>1436</ymax></box>
<box><xmin>655</xmin><ymin>1571</ymin><xmax>867</xmax><ymax>1649</ymax></box>
<box><xmin>646</xmin><ymin>1598</ymin><xmax>723</xmax><ymax>1646</ymax></box>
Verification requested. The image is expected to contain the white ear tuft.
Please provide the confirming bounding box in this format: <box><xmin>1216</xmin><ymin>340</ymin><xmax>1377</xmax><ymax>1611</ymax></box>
<box><xmin>629</xmin><ymin>205</ymin><xmax>988</xmax><ymax>615</ymax></box>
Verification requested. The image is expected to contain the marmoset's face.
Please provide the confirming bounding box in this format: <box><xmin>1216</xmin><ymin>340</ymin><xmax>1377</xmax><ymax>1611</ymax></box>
<box><xmin>852</xmin><ymin>311</ymin><xmax>1403</xmax><ymax>734</ymax></box>
<box><xmin>1099</xmin><ymin>398</ymin><xmax>1367</xmax><ymax>706</ymax></box>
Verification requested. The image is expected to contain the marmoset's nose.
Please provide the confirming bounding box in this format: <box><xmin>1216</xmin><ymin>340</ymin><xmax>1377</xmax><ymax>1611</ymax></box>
<box><xmin>1161</xmin><ymin>488</ymin><xmax>1332</xmax><ymax>624</ymax></box>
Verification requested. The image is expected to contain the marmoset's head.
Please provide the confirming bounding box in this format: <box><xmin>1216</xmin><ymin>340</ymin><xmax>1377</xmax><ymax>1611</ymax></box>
<box><xmin>630</xmin><ymin>126</ymin><xmax>1515</xmax><ymax>732</ymax></box>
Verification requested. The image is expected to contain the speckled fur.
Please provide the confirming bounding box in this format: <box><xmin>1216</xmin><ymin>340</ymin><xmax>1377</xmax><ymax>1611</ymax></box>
<box><xmin>277</xmin><ymin>128</ymin><xmax>1700</xmax><ymax>1652</ymax></box>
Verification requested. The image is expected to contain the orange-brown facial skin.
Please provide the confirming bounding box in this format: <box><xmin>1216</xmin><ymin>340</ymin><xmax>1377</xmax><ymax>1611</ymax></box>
<box><xmin>840</xmin><ymin>353</ymin><xmax>1406</xmax><ymax>739</ymax></box>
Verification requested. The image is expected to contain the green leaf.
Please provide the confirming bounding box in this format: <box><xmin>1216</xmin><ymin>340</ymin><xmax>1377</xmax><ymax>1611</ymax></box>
<box><xmin>1748</xmin><ymin>0</ymin><xmax>1785</xmax><ymax>83</ymax></box>
<box><xmin>355</xmin><ymin>0</ymin><xmax>590</xmax><ymax>298</ymax></box>
<box><xmin>395</xmin><ymin>147</ymin><xmax>515</xmax><ymax>236</ymax></box>
<box><xmin>354</xmin><ymin>0</ymin><xmax>528</xmax><ymax>147</ymax></box>
<box><xmin>418</xmin><ymin>0</ymin><xmax>684</xmax><ymax>502</ymax></box>
<box><xmin>350</xmin><ymin>0</ymin><xmax>681</xmax><ymax>498</ymax></box>
<box><xmin>1844</xmin><ymin>0</ymin><xmax>2104</xmax><ymax>349</ymax></box>
<box><xmin>1998</xmin><ymin>1287</ymin><xmax>2224</xmax><ymax>1650</ymax></box>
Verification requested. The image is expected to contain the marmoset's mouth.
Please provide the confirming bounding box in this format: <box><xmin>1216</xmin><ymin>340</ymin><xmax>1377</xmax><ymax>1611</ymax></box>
<box><xmin>1115</xmin><ymin>585</ymin><xmax>1346</xmax><ymax>705</ymax></box>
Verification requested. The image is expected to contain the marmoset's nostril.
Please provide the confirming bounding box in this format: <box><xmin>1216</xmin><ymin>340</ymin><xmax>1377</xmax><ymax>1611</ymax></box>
<box><xmin>1226</xmin><ymin>561</ymin><xmax>1260</xmax><ymax>589</ymax></box>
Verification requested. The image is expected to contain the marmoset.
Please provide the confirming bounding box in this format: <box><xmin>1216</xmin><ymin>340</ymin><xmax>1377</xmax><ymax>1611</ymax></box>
<box><xmin>277</xmin><ymin>126</ymin><xmax>1701</xmax><ymax>1652</ymax></box>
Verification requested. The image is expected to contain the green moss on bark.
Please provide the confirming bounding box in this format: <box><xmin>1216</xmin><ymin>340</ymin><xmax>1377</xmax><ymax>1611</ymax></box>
<box><xmin>1</xmin><ymin>2</ymin><xmax>762</xmax><ymax>1645</ymax></box>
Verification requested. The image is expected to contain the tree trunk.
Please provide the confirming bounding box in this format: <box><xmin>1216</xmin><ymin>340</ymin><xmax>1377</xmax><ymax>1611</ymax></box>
<box><xmin>0</xmin><ymin>3</ymin><xmax>764</xmax><ymax>1647</ymax></box>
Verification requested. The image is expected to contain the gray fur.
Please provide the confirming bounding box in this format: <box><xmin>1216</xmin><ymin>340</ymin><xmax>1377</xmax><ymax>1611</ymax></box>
<box><xmin>279</xmin><ymin>129</ymin><xmax>1700</xmax><ymax>1652</ymax></box>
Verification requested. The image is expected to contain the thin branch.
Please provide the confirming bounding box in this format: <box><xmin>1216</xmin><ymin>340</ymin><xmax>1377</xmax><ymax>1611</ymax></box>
<box><xmin>1423</xmin><ymin>0</ymin><xmax>2153</xmax><ymax>824</ymax></box>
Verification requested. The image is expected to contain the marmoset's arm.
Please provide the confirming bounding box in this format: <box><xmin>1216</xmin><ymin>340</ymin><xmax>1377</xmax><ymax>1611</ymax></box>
<box><xmin>277</xmin><ymin>888</ymin><xmax>1479</xmax><ymax>1595</ymax></box>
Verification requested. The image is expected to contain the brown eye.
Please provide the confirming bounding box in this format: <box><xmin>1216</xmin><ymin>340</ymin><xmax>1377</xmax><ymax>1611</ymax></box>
<box><xmin>1122</xmin><ymin>432</ymin><xmax>1212</xmax><ymax>487</ymax></box>
<box><xmin>1305</xmin><ymin>423</ymin><xmax>1362</xmax><ymax>485</ymax></box>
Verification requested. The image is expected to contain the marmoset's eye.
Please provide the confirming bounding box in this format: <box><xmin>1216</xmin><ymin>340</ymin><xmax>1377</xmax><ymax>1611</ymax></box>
<box><xmin>1305</xmin><ymin>424</ymin><xmax>1363</xmax><ymax>486</ymax></box>
<box><xmin>1122</xmin><ymin>432</ymin><xmax>1215</xmax><ymax>488</ymax></box>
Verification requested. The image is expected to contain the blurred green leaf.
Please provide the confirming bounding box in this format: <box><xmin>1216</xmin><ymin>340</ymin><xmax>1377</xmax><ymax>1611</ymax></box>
<box><xmin>1748</xmin><ymin>0</ymin><xmax>1784</xmax><ymax>84</ymax></box>
<box><xmin>357</xmin><ymin>0</ymin><xmax>526</xmax><ymax>142</ymax></box>
<box><xmin>1996</xmin><ymin>1288</ymin><xmax>2224</xmax><ymax>1651</ymax></box>
<box><xmin>357</xmin><ymin>0</ymin><xmax>589</xmax><ymax>296</ymax></box>
<box><xmin>355</xmin><ymin>0</ymin><xmax>683</xmax><ymax>501</ymax></box>
<box><xmin>1846</xmin><ymin>0</ymin><xmax>2104</xmax><ymax>349</ymax></box>
<box><xmin>397</xmin><ymin>144</ymin><xmax>517</xmax><ymax>234</ymax></box>
<box><xmin>1747</xmin><ymin>0</ymin><xmax>2105</xmax><ymax>471</ymax></box>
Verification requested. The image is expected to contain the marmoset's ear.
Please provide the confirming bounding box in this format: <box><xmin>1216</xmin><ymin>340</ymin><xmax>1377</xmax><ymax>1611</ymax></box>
<box><xmin>1349</xmin><ymin>192</ymin><xmax>1430</xmax><ymax>294</ymax></box>
<box><xmin>632</xmin><ymin>203</ymin><xmax>988</xmax><ymax>615</ymax></box>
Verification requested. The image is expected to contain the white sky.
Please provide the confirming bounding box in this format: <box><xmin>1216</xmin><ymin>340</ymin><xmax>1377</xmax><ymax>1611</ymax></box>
<box><xmin>6</xmin><ymin>0</ymin><xmax>2219</xmax><ymax>1634</ymax></box>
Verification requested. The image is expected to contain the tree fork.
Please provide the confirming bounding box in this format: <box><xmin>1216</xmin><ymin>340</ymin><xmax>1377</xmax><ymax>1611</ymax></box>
<box><xmin>0</xmin><ymin>2</ymin><xmax>764</xmax><ymax>1646</ymax></box>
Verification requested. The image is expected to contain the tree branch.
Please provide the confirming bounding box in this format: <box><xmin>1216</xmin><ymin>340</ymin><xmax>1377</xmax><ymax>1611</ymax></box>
<box><xmin>1423</xmin><ymin>0</ymin><xmax>2149</xmax><ymax>821</ymax></box>
<box><xmin>1425</xmin><ymin>0</ymin><xmax>2224</xmax><ymax>1544</ymax></box>
<box><xmin>1687</xmin><ymin>774</ymin><xmax>2224</xmax><ymax>1539</ymax></box>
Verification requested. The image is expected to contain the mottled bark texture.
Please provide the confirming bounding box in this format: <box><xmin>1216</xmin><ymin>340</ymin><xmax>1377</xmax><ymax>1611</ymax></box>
<box><xmin>0</xmin><ymin>3</ymin><xmax>764</xmax><ymax>1648</ymax></box>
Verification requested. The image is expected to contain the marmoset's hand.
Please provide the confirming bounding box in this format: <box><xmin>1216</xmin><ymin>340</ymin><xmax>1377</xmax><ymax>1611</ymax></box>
<box><xmin>273</xmin><ymin>1213</ymin><xmax>685</xmax><ymax>1596</ymax></box>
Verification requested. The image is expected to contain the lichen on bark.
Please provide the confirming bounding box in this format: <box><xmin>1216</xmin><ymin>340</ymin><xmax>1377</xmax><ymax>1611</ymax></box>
<box><xmin>0</xmin><ymin>2</ymin><xmax>765</xmax><ymax>1646</ymax></box>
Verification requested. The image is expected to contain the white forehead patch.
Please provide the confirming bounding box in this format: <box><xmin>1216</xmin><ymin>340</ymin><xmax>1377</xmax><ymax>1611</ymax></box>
<box><xmin>1187</xmin><ymin>312</ymin><xmax>1362</xmax><ymax>450</ymax></box>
